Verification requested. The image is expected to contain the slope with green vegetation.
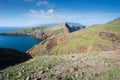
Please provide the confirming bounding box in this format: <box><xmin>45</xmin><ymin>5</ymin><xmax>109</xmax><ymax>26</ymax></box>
<box><xmin>1</xmin><ymin>51</ymin><xmax>120</xmax><ymax>80</ymax></box>
<box><xmin>28</xmin><ymin>18</ymin><xmax>120</xmax><ymax>56</ymax></box>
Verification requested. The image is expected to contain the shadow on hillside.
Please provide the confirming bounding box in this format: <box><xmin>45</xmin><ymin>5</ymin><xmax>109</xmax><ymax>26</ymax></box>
<box><xmin>0</xmin><ymin>48</ymin><xmax>32</xmax><ymax>70</ymax></box>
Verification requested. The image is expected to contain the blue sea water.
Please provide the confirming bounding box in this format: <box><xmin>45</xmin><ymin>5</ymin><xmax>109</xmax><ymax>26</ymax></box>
<box><xmin>0</xmin><ymin>27</ymin><xmax>41</xmax><ymax>52</ymax></box>
<box><xmin>0</xmin><ymin>27</ymin><xmax>23</xmax><ymax>33</ymax></box>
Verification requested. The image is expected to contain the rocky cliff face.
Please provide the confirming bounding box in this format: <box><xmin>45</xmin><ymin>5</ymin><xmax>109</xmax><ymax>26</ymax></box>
<box><xmin>27</xmin><ymin>24</ymin><xmax>69</xmax><ymax>56</ymax></box>
<box><xmin>65</xmin><ymin>23</ymin><xmax>86</xmax><ymax>32</ymax></box>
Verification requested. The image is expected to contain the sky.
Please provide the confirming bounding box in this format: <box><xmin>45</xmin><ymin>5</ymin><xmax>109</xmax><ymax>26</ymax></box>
<box><xmin>0</xmin><ymin>0</ymin><xmax>120</xmax><ymax>26</ymax></box>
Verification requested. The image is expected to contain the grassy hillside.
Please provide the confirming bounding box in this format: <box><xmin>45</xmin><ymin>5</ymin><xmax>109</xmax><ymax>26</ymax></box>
<box><xmin>28</xmin><ymin>18</ymin><xmax>120</xmax><ymax>56</ymax></box>
<box><xmin>1</xmin><ymin>51</ymin><xmax>120</xmax><ymax>80</ymax></box>
<box><xmin>88</xmin><ymin>17</ymin><xmax>120</xmax><ymax>32</ymax></box>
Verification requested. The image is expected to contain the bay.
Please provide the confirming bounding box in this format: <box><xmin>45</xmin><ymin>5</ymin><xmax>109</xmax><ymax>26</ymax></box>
<box><xmin>0</xmin><ymin>27</ymin><xmax>41</xmax><ymax>52</ymax></box>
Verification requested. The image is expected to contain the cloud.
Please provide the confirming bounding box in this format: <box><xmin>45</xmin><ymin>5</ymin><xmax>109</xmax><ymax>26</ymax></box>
<box><xmin>48</xmin><ymin>9</ymin><xmax>54</xmax><ymax>14</ymax></box>
<box><xmin>27</xmin><ymin>9</ymin><xmax>55</xmax><ymax>19</ymax></box>
<box><xmin>9</xmin><ymin>0</ymin><xmax>33</xmax><ymax>2</ymax></box>
<box><xmin>36</xmin><ymin>0</ymin><xmax>48</xmax><ymax>6</ymax></box>
<box><xmin>9</xmin><ymin>0</ymin><xmax>55</xmax><ymax>8</ymax></box>
<box><xmin>36</xmin><ymin>0</ymin><xmax>55</xmax><ymax>8</ymax></box>
<box><xmin>1</xmin><ymin>11</ymin><xmax>119</xmax><ymax>26</ymax></box>
<box><xmin>23</xmin><ymin>9</ymin><xmax>120</xmax><ymax>26</ymax></box>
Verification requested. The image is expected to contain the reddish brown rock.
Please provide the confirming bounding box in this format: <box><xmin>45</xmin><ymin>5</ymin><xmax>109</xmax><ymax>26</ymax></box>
<box><xmin>46</xmin><ymin>34</ymin><xmax>67</xmax><ymax>52</ymax></box>
<box><xmin>69</xmin><ymin>68</ymin><xmax>78</xmax><ymax>73</ymax></box>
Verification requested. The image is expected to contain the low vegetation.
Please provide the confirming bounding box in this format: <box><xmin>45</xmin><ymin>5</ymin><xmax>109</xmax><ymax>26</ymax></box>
<box><xmin>0</xmin><ymin>51</ymin><xmax>120</xmax><ymax>80</ymax></box>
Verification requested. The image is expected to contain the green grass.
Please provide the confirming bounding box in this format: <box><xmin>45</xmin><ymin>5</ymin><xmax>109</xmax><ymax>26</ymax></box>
<box><xmin>62</xmin><ymin>76</ymin><xmax>71</xmax><ymax>80</ymax></box>
<box><xmin>108</xmin><ymin>69</ymin><xmax>120</xmax><ymax>80</ymax></box>
<box><xmin>101</xmin><ymin>71</ymin><xmax>106</xmax><ymax>78</ymax></box>
<box><xmin>49</xmin><ymin>23</ymin><xmax>116</xmax><ymax>55</ymax></box>
<box><xmin>79</xmin><ymin>77</ymin><xmax>84</xmax><ymax>80</ymax></box>
<box><xmin>49</xmin><ymin>18</ymin><xmax>120</xmax><ymax>55</ymax></box>
<box><xmin>1</xmin><ymin>56</ymin><xmax>62</xmax><ymax>80</ymax></box>
<box><xmin>1</xmin><ymin>51</ymin><xmax>120</xmax><ymax>80</ymax></box>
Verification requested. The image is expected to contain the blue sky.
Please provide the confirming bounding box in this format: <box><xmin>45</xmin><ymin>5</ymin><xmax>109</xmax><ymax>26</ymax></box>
<box><xmin>0</xmin><ymin>0</ymin><xmax>120</xmax><ymax>26</ymax></box>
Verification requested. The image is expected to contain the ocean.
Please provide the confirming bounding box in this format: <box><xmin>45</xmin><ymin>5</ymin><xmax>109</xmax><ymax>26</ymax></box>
<box><xmin>0</xmin><ymin>27</ymin><xmax>41</xmax><ymax>52</ymax></box>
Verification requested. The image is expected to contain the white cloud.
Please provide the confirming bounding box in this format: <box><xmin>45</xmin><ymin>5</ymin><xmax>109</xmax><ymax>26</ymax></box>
<box><xmin>9</xmin><ymin>0</ymin><xmax>55</xmax><ymax>8</ymax></box>
<box><xmin>36</xmin><ymin>0</ymin><xmax>55</xmax><ymax>8</ymax></box>
<box><xmin>27</xmin><ymin>9</ymin><xmax>54</xmax><ymax>18</ymax></box>
<box><xmin>48</xmin><ymin>9</ymin><xmax>54</xmax><ymax>14</ymax></box>
<box><xmin>1</xmin><ymin>11</ymin><xmax>119</xmax><ymax>26</ymax></box>
<box><xmin>23</xmin><ymin>9</ymin><xmax>120</xmax><ymax>26</ymax></box>
<box><xmin>36</xmin><ymin>1</ymin><xmax>48</xmax><ymax>6</ymax></box>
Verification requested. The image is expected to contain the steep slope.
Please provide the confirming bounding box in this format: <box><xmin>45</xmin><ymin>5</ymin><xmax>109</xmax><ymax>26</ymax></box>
<box><xmin>28</xmin><ymin>18</ymin><xmax>120</xmax><ymax>56</ymax></box>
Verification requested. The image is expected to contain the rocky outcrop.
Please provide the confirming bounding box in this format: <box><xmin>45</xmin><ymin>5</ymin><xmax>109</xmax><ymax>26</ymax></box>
<box><xmin>0</xmin><ymin>48</ymin><xmax>32</xmax><ymax>70</ymax></box>
<box><xmin>99</xmin><ymin>31</ymin><xmax>120</xmax><ymax>44</ymax></box>
<box><xmin>65</xmin><ymin>23</ymin><xmax>86</xmax><ymax>32</ymax></box>
<box><xmin>29</xmin><ymin>32</ymin><xmax>51</xmax><ymax>39</ymax></box>
<box><xmin>99</xmin><ymin>31</ymin><xmax>120</xmax><ymax>49</ymax></box>
<box><xmin>0</xmin><ymin>32</ymin><xmax>49</xmax><ymax>40</ymax></box>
